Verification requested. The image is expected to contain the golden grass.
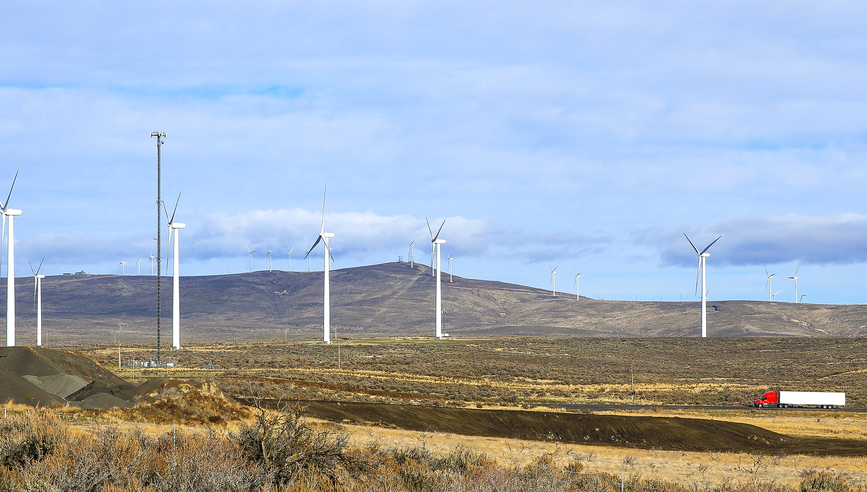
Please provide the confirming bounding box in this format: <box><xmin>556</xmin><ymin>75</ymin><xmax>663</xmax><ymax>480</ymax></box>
<box><xmin>323</xmin><ymin>418</ymin><xmax>867</xmax><ymax>488</ymax></box>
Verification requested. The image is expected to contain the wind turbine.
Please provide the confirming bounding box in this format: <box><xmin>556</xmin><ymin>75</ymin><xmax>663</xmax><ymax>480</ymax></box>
<box><xmin>550</xmin><ymin>266</ymin><xmax>558</xmax><ymax>297</ymax></box>
<box><xmin>29</xmin><ymin>258</ymin><xmax>45</xmax><ymax>346</ymax></box>
<box><xmin>247</xmin><ymin>246</ymin><xmax>255</xmax><ymax>272</ymax></box>
<box><xmin>409</xmin><ymin>241</ymin><xmax>415</xmax><ymax>268</ymax></box>
<box><xmin>1</xmin><ymin>170</ymin><xmax>21</xmax><ymax>346</ymax></box>
<box><xmin>304</xmin><ymin>184</ymin><xmax>335</xmax><ymax>344</ymax></box>
<box><xmin>120</xmin><ymin>261</ymin><xmax>126</xmax><ymax>275</ymax></box>
<box><xmin>684</xmin><ymin>233</ymin><xmax>721</xmax><ymax>338</ymax></box>
<box><xmin>287</xmin><ymin>246</ymin><xmax>292</xmax><ymax>272</ymax></box>
<box><xmin>267</xmin><ymin>249</ymin><xmax>273</xmax><ymax>272</ymax></box>
<box><xmin>773</xmin><ymin>289</ymin><xmax>784</xmax><ymax>302</ymax></box>
<box><xmin>574</xmin><ymin>272</ymin><xmax>581</xmax><ymax>301</ymax></box>
<box><xmin>136</xmin><ymin>256</ymin><xmax>142</xmax><ymax>276</ymax></box>
<box><xmin>164</xmin><ymin>193</ymin><xmax>185</xmax><ymax>350</ymax></box>
<box><xmin>789</xmin><ymin>266</ymin><xmax>800</xmax><ymax>303</ymax></box>
<box><xmin>800</xmin><ymin>294</ymin><xmax>807</xmax><ymax>303</ymax></box>
<box><xmin>426</xmin><ymin>217</ymin><xmax>446</xmax><ymax>339</ymax></box>
<box><xmin>764</xmin><ymin>268</ymin><xmax>776</xmax><ymax>302</ymax></box>
<box><xmin>448</xmin><ymin>255</ymin><xmax>453</xmax><ymax>283</ymax></box>
<box><xmin>150</xmin><ymin>254</ymin><xmax>155</xmax><ymax>275</ymax></box>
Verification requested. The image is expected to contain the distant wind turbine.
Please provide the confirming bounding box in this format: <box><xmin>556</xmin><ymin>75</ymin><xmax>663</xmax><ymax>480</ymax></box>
<box><xmin>574</xmin><ymin>272</ymin><xmax>581</xmax><ymax>301</ymax></box>
<box><xmin>29</xmin><ymin>258</ymin><xmax>45</xmax><ymax>346</ymax></box>
<box><xmin>164</xmin><ymin>192</ymin><xmax>185</xmax><ymax>350</ymax></box>
<box><xmin>247</xmin><ymin>246</ymin><xmax>255</xmax><ymax>272</ymax></box>
<box><xmin>304</xmin><ymin>184</ymin><xmax>335</xmax><ymax>344</ymax></box>
<box><xmin>800</xmin><ymin>294</ymin><xmax>807</xmax><ymax>303</ymax></box>
<box><xmin>268</xmin><ymin>249</ymin><xmax>273</xmax><ymax>272</ymax></box>
<box><xmin>426</xmin><ymin>217</ymin><xmax>446</xmax><ymax>339</ymax></box>
<box><xmin>287</xmin><ymin>246</ymin><xmax>292</xmax><ymax>272</ymax></box>
<box><xmin>150</xmin><ymin>254</ymin><xmax>155</xmax><ymax>275</ymax></box>
<box><xmin>684</xmin><ymin>233</ymin><xmax>721</xmax><ymax>338</ymax></box>
<box><xmin>448</xmin><ymin>255</ymin><xmax>453</xmax><ymax>283</ymax></box>
<box><xmin>120</xmin><ymin>261</ymin><xmax>126</xmax><ymax>275</ymax></box>
<box><xmin>550</xmin><ymin>266</ymin><xmax>558</xmax><ymax>297</ymax></box>
<box><xmin>409</xmin><ymin>241</ymin><xmax>415</xmax><ymax>268</ymax></box>
<box><xmin>764</xmin><ymin>268</ymin><xmax>776</xmax><ymax>302</ymax></box>
<box><xmin>773</xmin><ymin>289</ymin><xmax>784</xmax><ymax>302</ymax></box>
<box><xmin>788</xmin><ymin>266</ymin><xmax>800</xmax><ymax>303</ymax></box>
<box><xmin>136</xmin><ymin>256</ymin><xmax>142</xmax><ymax>276</ymax></box>
<box><xmin>1</xmin><ymin>169</ymin><xmax>21</xmax><ymax>346</ymax></box>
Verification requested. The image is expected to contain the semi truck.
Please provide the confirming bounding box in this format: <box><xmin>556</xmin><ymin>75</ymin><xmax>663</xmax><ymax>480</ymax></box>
<box><xmin>754</xmin><ymin>391</ymin><xmax>845</xmax><ymax>409</ymax></box>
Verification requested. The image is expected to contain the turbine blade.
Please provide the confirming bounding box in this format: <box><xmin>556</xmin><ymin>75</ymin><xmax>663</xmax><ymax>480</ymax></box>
<box><xmin>683</xmin><ymin>233</ymin><xmax>700</xmax><ymax>254</ymax></box>
<box><xmin>425</xmin><ymin>217</ymin><xmax>434</xmax><ymax>240</ymax></box>
<box><xmin>1</xmin><ymin>214</ymin><xmax>5</xmax><ymax>277</ymax></box>
<box><xmin>170</xmin><ymin>192</ymin><xmax>181</xmax><ymax>223</ymax></box>
<box><xmin>162</xmin><ymin>201</ymin><xmax>171</xmax><ymax>221</ymax></box>
<box><xmin>794</xmin><ymin>265</ymin><xmax>800</xmax><ymax>276</ymax></box>
<box><xmin>694</xmin><ymin>257</ymin><xmax>701</xmax><ymax>296</ymax></box>
<box><xmin>3</xmin><ymin>169</ymin><xmax>18</xmax><ymax>211</ymax></box>
<box><xmin>700</xmin><ymin>235</ymin><xmax>722</xmax><ymax>254</ymax></box>
<box><xmin>304</xmin><ymin>236</ymin><xmax>322</xmax><ymax>259</ymax></box>
<box><xmin>320</xmin><ymin>183</ymin><xmax>327</xmax><ymax>234</ymax></box>
<box><xmin>246</xmin><ymin>245</ymin><xmax>252</xmax><ymax>253</ymax></box>
<box><xmin>433</xmin><ymin>219</ymin><xmax>446</xmax><ymax>242</ymax></box>
<box><xmin>764</xmin><ymin>267</ymin><xmax>769</xmax><ymax>277</ymax></box>
<box><xmin>29</xmin><ymin>262</ymin><xmax>36</xmax><ymax>275</ymax></box>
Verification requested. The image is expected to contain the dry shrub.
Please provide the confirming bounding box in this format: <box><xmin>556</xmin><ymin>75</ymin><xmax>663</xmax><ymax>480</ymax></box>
<box><xmin>232</xmin><ymin>400</ymin><xmax>353</xmax><ymax>487</ymax></box>
<box><xmin>0</xmin><ymin>411</ymin><xmax>68</xmax><ymax>468</ymax></box>
<box><xmin>800</xmin><ymin>470</ymin><xmax>851</xmax><ymax>492</ymax></box>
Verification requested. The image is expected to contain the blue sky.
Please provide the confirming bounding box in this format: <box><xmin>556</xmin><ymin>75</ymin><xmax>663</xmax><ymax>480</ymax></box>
<box><xmin>2</xmin><ymin>1</ymin><xmax>867</xmax><ymax>303</ymax></box>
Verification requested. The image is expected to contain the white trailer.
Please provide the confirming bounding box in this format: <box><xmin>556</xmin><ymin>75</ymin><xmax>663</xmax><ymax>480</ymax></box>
<box><xmin>755</xmin><ymin>390</ymin><xmax>845</xmax><ymax>408</ymax></box>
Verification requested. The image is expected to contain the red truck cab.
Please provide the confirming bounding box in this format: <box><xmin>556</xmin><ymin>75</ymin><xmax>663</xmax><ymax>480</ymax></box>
<box><xmin>755</xmin><ymin>391</ymin><xmax>778</xmax><ymax>407</ymax></box>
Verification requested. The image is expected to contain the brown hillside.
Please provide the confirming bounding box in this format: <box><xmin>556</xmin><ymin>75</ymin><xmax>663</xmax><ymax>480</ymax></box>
<box><xmin>2</xmin><ymin>262</ymin><xmax>866</xmax><ymax>343</ymax></box>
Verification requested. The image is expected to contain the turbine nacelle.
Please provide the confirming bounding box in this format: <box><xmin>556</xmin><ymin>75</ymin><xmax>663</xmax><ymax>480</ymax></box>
<box><xmin>2</xmin><ymin>209</ymin><xmax>21</xmax><ymax>217</ymax></box>
<box><xmin>169</xmin><ymin>222</ymin><xmax>186</xmax><ymax>230</ymax></box>
<box><xmin>433</xmin><ymin>238</ymin><xmax>446</xmax><ymax>245</ymax></box>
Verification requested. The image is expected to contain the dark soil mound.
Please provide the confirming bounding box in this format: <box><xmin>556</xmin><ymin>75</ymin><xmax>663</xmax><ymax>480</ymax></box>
<box><xmin>0</xmin><ymin>366</ymin><xmax>65</xmax><ymax>407</ymax></box>
<box><xmin>72</xmin><ymin>393</ymin><xmax>135</xmax><ymax>409</ymax></box>
<box><xmin>277</xmin><ymin>400</ymin><xmax>867</xmax><ymax>456</ymax></box>
<box><xmin>0</xmin><ymin>347</ymin><xmax>125</xmax><ymax>385</ymax></box>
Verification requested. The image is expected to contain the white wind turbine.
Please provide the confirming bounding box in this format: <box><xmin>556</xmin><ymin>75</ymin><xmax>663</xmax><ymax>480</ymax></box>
<box><xmin>789</xmin><ymin>266</ymin><xmax>800</xmax><ymax>303</ymax></box>
<box><xmin>409</xmin><ymin>241</ymin><xmax>415</xmax><ymax>268</ymax></box>
<box><xmin>448</xmin><ymin>255</ymin><xmax>454</xmax><ymax>283</ymax></box>
<box><xmin>764</xmin><ymin>268</ymin><xmax>776</xmax><ymax>302</ymax></box>
<box><xmin>426</xmin><ymin>217</ymin><xmax>446</xmax><ymax>339</ymax></box>
<box><xmin>267</xmin><ymin>249</ymin><xmax>273</xmax><ymax>272</ymax></box>
<box><xmin>1</xmin><ymin>170</ymin><xmax>20</xmax><ymax>347</ymax></box>
<box><xmin>150</xmin><ymin>253</ymin><xmax>155</xmax><ymax>275</ymax></box>
<box><xmin>304</xmin><ymin>184</ymin><xmax>335</xmax><ymax>344</ymax></box>
<box><xmin>29</xmin><ymin>258</ymin><xmax>45</xmax><ymax>346</ymax></box>
<box><xmin>684</xmin><ymin>233</ymin><xmax>721</xmax><ymax>338</ymax></box>
<box><xmin>773</xmin><ymin>289</ymin><xmax>784</xmax><ymax>302</ymax></box>
<box><xmin>550</xmin><ymin>266</ymin><xmax>558</xmax><ymax>297</ymax></box>
<box><xmin>163</xmin><ymin>193</ymin><xmax>185</xmax><ymax>350</ymax></box>
<box><xmin>136</xmin><ymin>256</ymin><xmax>142</xmax><ymax>276</ymax></box>
<box><xmin>287</xmin><ymin>246</ymin><xmax>292</xmax><ymax>272</ymax></box>
<box><xmin>247</xmin><ymin>246</ymin><xmax>255</xmax><ymax>272</ymax></box>
<box><xmin>120</xmin><ymin>261</ymin><xmax>126</xmax><ymax>275</ymax></box>
<box><xmin>574</xmin><ymin>272</ymin><xmax>581</xmax><ymax>301</ymax></box>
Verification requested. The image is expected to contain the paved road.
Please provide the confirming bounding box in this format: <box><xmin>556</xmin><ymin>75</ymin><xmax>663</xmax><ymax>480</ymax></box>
<box><xmin>531</xmin><ymin>402</ymin><xmax>867</xmax><ymax>413</ymax></box>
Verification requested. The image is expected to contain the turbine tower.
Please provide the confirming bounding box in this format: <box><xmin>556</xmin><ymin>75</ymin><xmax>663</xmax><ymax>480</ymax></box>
<box><xmin>764</xmin><ymin>268</ymin><xmax>776</xmax><ymax>302</ymax></box>
<box><xmin>574</xmin><ymin>272</ymin><xmax>581</xmax><ymax>301</ymax></box>
<box><xmin>684</xmin><ymin>233</ymin><xmax>721</xmax><ymax>338</ymax></box>
<box><xmin>246</xmin><ymin>246</ymin><xmax>255</xmax><ymax>272</ymax></box>
<box><xmin>789</xmin><ymin>266</ymin><xmax>800</xmax><ymax>303</ymax></box>
<box><xmin>304</xmin><ymin>184</ymin><xmax>335</xmax><ymax>344</ymax></box>
<box><xmin>409</xmin><ymin>241</ymin><xmax>415</xmax><ymax>268</ymax></box>
<box><xmin>550</xmin><ymin>266</ymin><xmax>558</xmax><ymax>297</ymax></box>
<box><xmin>150</xmin><ymin>254</ymin><xmax>155</xmax><ymax>275</ymax></box>
<box><xmin>267</xmin><ymin>249</ymin><xmax>273</xmax><ymax>272</ymax></box>
<box><xmin>164</xmin><ymin>193</ymin><xmax>185</xmax><ymax>350</ymax></box>
<box><xmin>29</xmin><ymin>258</ymin><xmax>45</xmax><ymax>346</ymax></box>
<box><xmin>426</xmin><ymin>217</ymin><xmax>446</xmax><ymax>339</ymax></box>
<box><xmin>1</xmin><ymin>170</ymin><xmax>20</xmax><ymax>346</ymax></box>
<box><xmin>448</xmin><ymin>255</ymin><xmax>453</xmax><ymax>283</ymax></box>
<box><xmin>120</xmin><ymin>261</ymin><xmax>126</xmax><ymax>275</ymax></box>
<box><xmin>136</xmin><ymin>256</ymin><xmax>142</xmax><ymax>276</ymax></box>
<box><xmin>287</xmin><ymin>246</ymin><xmax>292</xmax><ymax>272</ymax></box>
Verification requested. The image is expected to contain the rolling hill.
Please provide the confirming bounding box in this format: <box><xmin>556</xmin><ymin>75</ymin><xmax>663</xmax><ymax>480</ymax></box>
<box><xmin>2</xmin><ymin>261</ymin><xmax>866</xmax><ymax>344</ymax></box>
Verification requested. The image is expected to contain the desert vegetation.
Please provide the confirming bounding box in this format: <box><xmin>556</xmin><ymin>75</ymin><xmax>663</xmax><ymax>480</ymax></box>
<box><xmin>0</xmin><ymin>407</ymin><xmax>861</xmax><ymax>492</ymax></box>
<box><xmin>80</xmin><ymin>337</ymin><xmax>867</xmax><ymax>408</ymax></box>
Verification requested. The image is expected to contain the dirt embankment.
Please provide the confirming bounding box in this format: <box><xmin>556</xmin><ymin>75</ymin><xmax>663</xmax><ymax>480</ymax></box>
<box><xmin>244</xmin><ymin>399</ymin><xmax>867</xmax><ymax>457</ymax></box>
